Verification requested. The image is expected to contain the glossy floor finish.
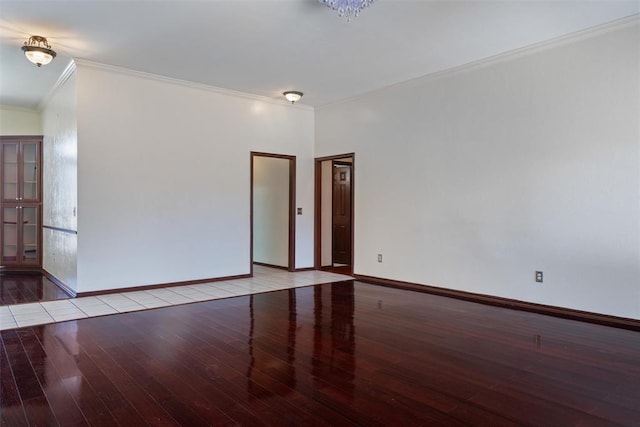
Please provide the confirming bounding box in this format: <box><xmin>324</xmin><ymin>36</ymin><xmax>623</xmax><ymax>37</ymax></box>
<box><xmin>321</xmin><ymin>265</ymin><xmax>352</xmax><ymax>275</ymax></box>
<box><xmin>0</xmin><ymin>274</ymin><xmax>70</xmax><ymax>306</ymax></box>
<box><xmin>2</xmin><ymin>282</ymin><xmax>639</xmax><ymax>426</ymax></box>
<box><xmin>0</xmin><ymin>266</ymin><xmax>351</xmax><ymax>331</ymax></box>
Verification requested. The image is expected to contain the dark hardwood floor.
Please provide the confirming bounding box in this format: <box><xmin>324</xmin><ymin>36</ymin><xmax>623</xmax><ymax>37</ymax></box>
<box><xmin>321</xmin><ymin>265</ymin><xmax>352</xmax><ymax>275</ymax></box>
<box><xmin>0</xmin><ymin>274</ymin><xmax>71</xmax><ymax>306</ymax></box>
<box><xmin>1</xmin><ymin>281</ymin><xmax>639</xmax><ymax>426</ymax></box>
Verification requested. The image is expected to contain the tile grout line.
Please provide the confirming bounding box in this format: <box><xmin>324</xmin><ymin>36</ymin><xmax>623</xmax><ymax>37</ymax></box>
<box><xmin>0</xmin><ymin>271</ymin><xmax>353</xmax><ymax>331</ymax></box>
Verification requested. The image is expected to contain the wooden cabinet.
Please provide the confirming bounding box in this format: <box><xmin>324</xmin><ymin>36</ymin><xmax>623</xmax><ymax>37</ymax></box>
<box><xmin>2</xmin><ymin>205</ymin><xmax>40</xmax><ymax>265</ymax></box>
<box><xmin>1</xmin><ymin>137</ymin><xmax>42</xmax><ymax>269</ymax></box>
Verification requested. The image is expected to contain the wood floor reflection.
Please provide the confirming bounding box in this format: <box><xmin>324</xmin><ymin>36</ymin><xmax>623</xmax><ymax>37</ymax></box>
<box><xmin>0</xmin><ymin>274</ymin><xmax>70</xmax><ymax>306</ymax></box>
<box><xmin>1</xmin><ymin>281</ymin><xmax>639</xmax><ymax>426</ymax></box>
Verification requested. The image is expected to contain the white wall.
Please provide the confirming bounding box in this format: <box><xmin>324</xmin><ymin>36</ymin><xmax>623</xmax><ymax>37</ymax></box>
<box><xmin>0</xmin><ymin>105</ymin><xmax>42</xmax><ymax>135</ymax></box>
<box><xmin>253</xmin><ymin>155</ymin><xmax>289</xmax><ymax>267</ymax></box>
<box><xmin>76</xmin><ymin>62</ymin><xmax>314</xmax><ymax>293</ymax></box>
<box><xmin>316</xmin><ymin>22</ymin><xmax>640</xmax><ymax>319</ymax></box>
<box><xmin>41</xmin><ymin>68</ymin><xmax>78</xmax><ymax>292</ymax></box>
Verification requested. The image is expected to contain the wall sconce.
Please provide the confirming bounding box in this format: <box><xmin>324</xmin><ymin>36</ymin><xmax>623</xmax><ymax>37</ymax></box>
<box><xmin>22</xmin><ymin>35</ymin><xmax>57</xmax><ymax>67</ymax></box>
<box><xmin>283</xmin><ymin>91</ymin><xmax>303</xmax><ymax>104</ymax></box>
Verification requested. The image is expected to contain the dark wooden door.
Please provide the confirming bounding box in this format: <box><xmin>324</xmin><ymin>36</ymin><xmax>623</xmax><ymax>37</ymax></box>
<box><xmin>332</xmin><ymin>163</ymin><xmax>352</xmax><ymax>265</ymax></box>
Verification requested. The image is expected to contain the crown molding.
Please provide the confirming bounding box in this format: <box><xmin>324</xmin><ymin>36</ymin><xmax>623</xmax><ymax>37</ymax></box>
<box><xmin>37</xmin><ymin>59</ymin><xmax>77</xmax><ymax>111</ymax></box>
<box><xmin>73</xmin><ymin>59</ymin><xmax>314</xmax><ymax>112</ymax></box>
<box><xmin>317</xmin><ymin>14</ymin><xmax>640</xmax><ymax>110</ymax></box>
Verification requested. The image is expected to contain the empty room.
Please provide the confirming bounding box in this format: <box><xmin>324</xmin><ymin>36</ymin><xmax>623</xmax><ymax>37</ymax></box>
<box><xmin>1</xmin><ymin>1</ymin><xmax>639</xmax><ymax>425</ymax></box>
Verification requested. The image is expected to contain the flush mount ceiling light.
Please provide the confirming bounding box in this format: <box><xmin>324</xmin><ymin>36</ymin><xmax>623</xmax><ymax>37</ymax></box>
<box><xmin>318</xmin><ymin>0</ymin><xmax>376</xmax><ymax>21</ymax></box>
<box><xmin>22</xmin><ymin>35</ymin><xmax>57</xmax><ymax>67</ymax></box>
<box><xmin>283</xmin><ymin>91</ymin><xmax>303</xmax><ymax>104</ymax></box>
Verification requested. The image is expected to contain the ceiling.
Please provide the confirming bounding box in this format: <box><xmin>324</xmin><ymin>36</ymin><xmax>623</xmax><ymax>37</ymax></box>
<box><xmin>0</xmin><ymin>1</ymin><xmax>638</xmax><ymax>109</ymax></box>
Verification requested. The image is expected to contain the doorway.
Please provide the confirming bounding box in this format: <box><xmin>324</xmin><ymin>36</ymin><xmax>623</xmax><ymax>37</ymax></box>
<box><xmin>314</xmin><ymin>153</ymin><xmax>354</xmax><ymax>275</ymax></box>
<box><xmin>332</xmin><ymin>161</ymin><xmax>352</xmax><ymax>266</ymax></box>
<box><xmin>251</xmin><ymin>152</ymin><xmax>296</xmax><ymax>273</ymax></box>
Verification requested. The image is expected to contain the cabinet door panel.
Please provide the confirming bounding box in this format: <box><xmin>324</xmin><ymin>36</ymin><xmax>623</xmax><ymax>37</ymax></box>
<box><xmin>21</xmin><ymin>206</ymin><xmax>39</xmax><ymax>263</ymax></box>
<box><xmin>21</xmin><ymin>142</ymin><xmax>39</xmax><ymax>202</ymax></box>
<box><xmin>2</xmin><ymin>207</ymin><xmax>19</xmax><ymax>263</ymax></box>
<box><xmin>2</xmin><ymin>143</ymin><xmax>19</xmax><ymax>202</ymax></box>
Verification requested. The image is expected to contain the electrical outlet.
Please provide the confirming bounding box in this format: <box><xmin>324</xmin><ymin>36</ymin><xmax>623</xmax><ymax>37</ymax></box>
<box><xmin>378</xmin><ymin>254</ymin><xmax>382</xmax><ymax>263</ymax></box>
<box><xmin>535</xmin><ymin>271</ymin><xmax>543</xmax><ymax>283</ymax></box>
<box><xmin>297</xmin><ymin>207</ymin><xmax>302</xmax><ymax>215</ymax></box>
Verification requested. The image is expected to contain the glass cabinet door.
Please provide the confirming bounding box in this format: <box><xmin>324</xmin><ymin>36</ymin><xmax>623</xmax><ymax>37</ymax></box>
<box><xmin>0</xmin><ymin>138</ymin><xmax>41</xmax><ymax>267</ymax></box>
<box><xmin>22</xmin><ymin>142</ymin><xmax>39</xmax><ymax>202</ymax></box>
<box><xmin>21</xmin><ymin>206</ymin><xmax>39</xmax><ymax>263</ymax></box>
<box><xmin>2</xmin><ymin>207</ymin><xmax>19</xmax><ymax>263</ymax></box>
<box><xmin>2</xmin><ymin>143</ymin><xmax>19</xmax><ymax>202</ymax></box>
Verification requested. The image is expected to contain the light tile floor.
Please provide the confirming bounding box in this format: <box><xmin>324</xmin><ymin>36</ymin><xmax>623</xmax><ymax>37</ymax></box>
<box><xmin>0</xmin><ymin>266</ymin><xmax>352</xmax><ymax>331</ymax></box>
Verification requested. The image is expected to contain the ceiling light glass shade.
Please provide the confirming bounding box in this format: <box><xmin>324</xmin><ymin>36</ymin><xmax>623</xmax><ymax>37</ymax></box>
<box><xmin>283</xmin><ymin>91</ymin><xmax>303</xmax><ymax>104</ymax></box>
<box><xmin>318</xmin><ymin>0</ymin><xmax>376</xmax><ymax>21</ymax></box>
<box><xmin>22</xmin><ymin>36</ymin><xmax>56</xmax><ymax>67</ymax></box>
